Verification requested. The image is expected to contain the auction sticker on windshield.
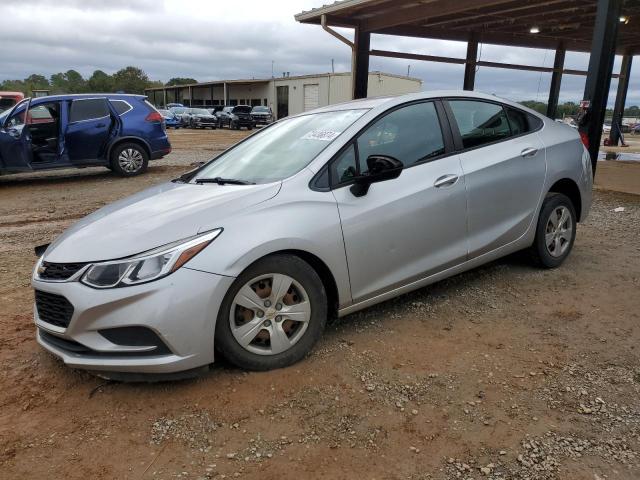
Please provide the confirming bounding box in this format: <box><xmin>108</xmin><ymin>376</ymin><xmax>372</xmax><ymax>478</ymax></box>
<box><xmin>301</xmin><ymin>129</ymin><xmax>341</xmax><ymax>141</ymax></box>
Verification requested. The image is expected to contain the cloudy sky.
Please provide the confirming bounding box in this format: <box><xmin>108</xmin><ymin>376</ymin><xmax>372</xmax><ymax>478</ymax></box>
<box><xmin>1</xmin><ymin>0</ymin><xmax>638</xmax><ymax>106</ymax></box>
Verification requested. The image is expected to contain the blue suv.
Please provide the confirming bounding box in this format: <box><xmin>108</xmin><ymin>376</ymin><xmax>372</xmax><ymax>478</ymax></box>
<box><xmin>0</xmin><ymin>94</ymin><xmax>171</xmax><ymax>176</ymax></box>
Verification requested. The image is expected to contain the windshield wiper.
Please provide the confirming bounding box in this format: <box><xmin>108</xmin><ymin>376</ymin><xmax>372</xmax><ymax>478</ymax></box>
<box><xmin>194</xmin><ymin>177</ymin><xmax>255</xmax><ymax>185</ymax></box>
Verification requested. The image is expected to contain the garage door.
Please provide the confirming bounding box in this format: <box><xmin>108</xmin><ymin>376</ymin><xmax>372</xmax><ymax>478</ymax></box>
<box><xmin>303</xmin><ymin>84</ymin><xmax>320</xmax><ymax>112</ymax></box>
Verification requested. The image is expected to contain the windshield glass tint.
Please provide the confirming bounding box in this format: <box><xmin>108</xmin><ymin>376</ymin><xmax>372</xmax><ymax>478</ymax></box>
<box><xmin>192</xmin><ymin>109</ymin><xmax>210</xmax><ymax>115</ymax></box>
<box><xmin>195</xmin><ymin>109</ymin><xmax>367</xmax><ymax>184</ymax></box>
<box><xmin>252</xmin><ymin>107</ymin><xmax>269</xmax><ymax>113</ymax></box>
<box><xmin>232</xmin><ymin>106</ymin><xmax>251</xmax><ymax>114</ymax></box>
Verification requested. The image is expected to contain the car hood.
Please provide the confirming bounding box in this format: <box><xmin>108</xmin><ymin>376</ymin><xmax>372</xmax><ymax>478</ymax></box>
<box><xmin>44</xmin><ymin>181</ymin><xmax>282</xmax><ymax>263</ymax></box>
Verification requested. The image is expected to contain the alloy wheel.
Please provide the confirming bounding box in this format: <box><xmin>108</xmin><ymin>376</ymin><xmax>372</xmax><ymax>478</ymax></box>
<box><xmin>229</xmin><ymin>273</ymin><xmax>311</xmax><ymax>356</ymax></box>
<box><xmin>545</xmin><ymin>205</ymin><xmax>573</xmax><ymax>257</ymax></box>
<box><xmin>117</xmin><ymin>148</ymin><xmax>144</xmax><ymax>173</ymax></box>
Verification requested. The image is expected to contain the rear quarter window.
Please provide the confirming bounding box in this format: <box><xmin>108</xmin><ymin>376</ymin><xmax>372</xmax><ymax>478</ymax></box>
<box><xmin>505</xmin><ymin>107</ymin><xmax>543</xmax><ymax>135</ymax></box>
<box><xmin>110</xmin><ymin>99</ymin><xmax>133</xmax><ymax>115</ymax></box>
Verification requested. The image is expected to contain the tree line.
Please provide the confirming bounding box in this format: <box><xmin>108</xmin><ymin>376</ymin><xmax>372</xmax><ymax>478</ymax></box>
<box><xmin>2</xmin><ymin>70</ymin><xmax>639</xmax><ymax>118</ymax></box>
<box><xmin>520</xmin><ymin>100</ymin><xmax>640</xmax><ymax>119</ymax></box>
<box><xmin>0</xmin><ymin>68</ymin><xmax>200</xmax><ymax>96</ymax></box>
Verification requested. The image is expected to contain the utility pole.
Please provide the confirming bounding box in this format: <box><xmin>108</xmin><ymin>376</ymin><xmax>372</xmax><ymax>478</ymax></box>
<box><xmin>331</xmin><ymin>58</ymin><xmax>335</xmax><ymax>73</ymax></box>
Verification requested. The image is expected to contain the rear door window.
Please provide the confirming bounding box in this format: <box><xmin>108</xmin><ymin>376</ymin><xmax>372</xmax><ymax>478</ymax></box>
<box><xmin>448</xmin><ymin>100</ymin><xmax>511</xmax><ymax>149</ymax></box>
<box><xmin>69</xmin><ymin>98</ymin><xmax>109</xmax><ymax>123</ymax></box>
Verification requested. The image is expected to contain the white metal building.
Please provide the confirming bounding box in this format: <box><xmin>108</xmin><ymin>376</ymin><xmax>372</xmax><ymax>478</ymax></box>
<box><xmin>145</xmin><ymin>71</ymin><xmax>422</xmax><ymax>119</ymax></box>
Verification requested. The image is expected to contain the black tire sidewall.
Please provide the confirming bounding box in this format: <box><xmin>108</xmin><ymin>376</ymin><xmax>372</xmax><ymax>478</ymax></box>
<box><xmin>109</xmin><ymin>142</ymin><xmax>149</xmax><ymax>177</ymax></box>
<box><xmin>215</xmin><ymin>255</ymin><xmax>327</xmax><ymax>371</ymax></box>
<box><xmin>533</xmin><ymin>193</ymin><xmax>577</xmax><ymax>268</ymax></box>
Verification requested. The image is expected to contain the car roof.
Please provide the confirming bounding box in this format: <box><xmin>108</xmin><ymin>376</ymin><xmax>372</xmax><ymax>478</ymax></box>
<box><xmin>301</xmin><ymin>90</ymin><xmax>544</xmax><ymax>119</ymax></box>
<box><xmin>29</xmin><ymin>93</ymin><xmax>146</xmax><ymax>103</ymax></box>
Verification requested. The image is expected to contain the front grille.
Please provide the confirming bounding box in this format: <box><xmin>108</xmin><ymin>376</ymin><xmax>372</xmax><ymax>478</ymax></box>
<box><xmin>35</xmin><ymin>290</ymin><xmax>74</xmax><ymax>328</ymax></box>
<box><xmin>39</xmin><ymin>261</ymin><xmax>87</xmax><ymax>280</ymax></box>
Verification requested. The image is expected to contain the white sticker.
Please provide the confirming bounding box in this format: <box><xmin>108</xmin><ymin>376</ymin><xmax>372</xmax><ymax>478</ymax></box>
<box><xmin>301</xmin><ymin>129</ymin><xmax>341</xmax><ymax>141</ymax></box>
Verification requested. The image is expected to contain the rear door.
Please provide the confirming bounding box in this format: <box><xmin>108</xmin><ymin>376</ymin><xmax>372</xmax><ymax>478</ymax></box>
<box><xmin>65</xmin><ymin>97</ymin><xmax>112</xmax><ymax>163</ymax></box>
<box><xmin>0</xmin><ymin>100</ymin><xmax>33</xmax><ymax>172</ymax></box>
<box><xmin>331</xmin><ymin>100</ymin><xmax>468</xmax><ymax>302</ymax></box>
<box><xmin>446</xmin><ymin>99</ymin><xmax>546</xmax><ymax>258</ymax></box>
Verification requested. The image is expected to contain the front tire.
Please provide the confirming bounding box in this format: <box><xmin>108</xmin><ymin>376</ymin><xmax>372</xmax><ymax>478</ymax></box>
<box><xmin>109</xmin><ymin>142</ymin><xmax>148</xmax><ymax>177</ymax></box>
<box><xmin>215</xmin><ymin>255</ymin><xmax>327</xmax><ymax>371</ymax></box>
<box><xmin>530</xmin><ymin>193</ymin><xmax>577</xmax><ymax>268</ymax></box>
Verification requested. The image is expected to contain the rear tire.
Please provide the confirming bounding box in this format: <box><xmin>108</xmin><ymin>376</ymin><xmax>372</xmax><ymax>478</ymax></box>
<box><xmin>109</xmin><ymin>142</ymin><xmax>149</xmax><ymax>177</ymax></box>
<box><xmin>530</xmin><ymin>193</ymin><xmax>577</xmax><ymax>268</ymax></box>
<box><xmin>215</xmin><ymin>254</ymin><xmax>327</xmax><ymax>371</ymax></box>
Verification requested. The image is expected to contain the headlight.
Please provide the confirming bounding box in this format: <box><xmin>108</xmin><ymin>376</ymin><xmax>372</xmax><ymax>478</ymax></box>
<box><xmin>81</xmin><ymin>229</ymin><xmax>222</xmax><ymax>289</ymax></box>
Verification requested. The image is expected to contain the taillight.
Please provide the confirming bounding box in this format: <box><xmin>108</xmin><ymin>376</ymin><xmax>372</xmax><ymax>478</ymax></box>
<box><xmin>145</xmin><ymin>111</ymin><xmax>163</xmax><ymax>122</ymax></box>
<box><xmin>579</xmin><ymin>132</ymin><xmax>589</xmax><ymax>148</ymax></box>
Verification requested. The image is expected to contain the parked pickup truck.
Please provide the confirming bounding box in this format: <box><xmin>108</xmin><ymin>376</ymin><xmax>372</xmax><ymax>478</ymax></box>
<box><xmin>216</xmin><ymin>105</ymin><xmax>254</xmax><ymax>130</ymax></box>
<box><xmin>0</xmin><ymin>91</ymin><xmax>25</xmax><ymax>113</ymax></box>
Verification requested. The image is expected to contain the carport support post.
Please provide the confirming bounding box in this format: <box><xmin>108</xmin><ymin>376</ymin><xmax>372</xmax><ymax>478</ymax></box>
<box><xmin>610</xmin><ymin>52</ymin><xmax>633</xmax><ymax>145</ymax></box>
<box><xmin>463</xmin><ymin>33</ymin><xmax>478</xmax><ymax>91</ymax></box>
<box><xmin>582</xmin><ymin>0</ymin><xmax>622</xmax><ymax>175</ymax></box>
<box><xmin>546</xmin><ymin>43</ymin><xmax>565</xmax><ymax>119</ymax></box>
<box><xmin>163</xmin><ymin>89</ymin><xmax>167</xmax><ymax>108</ymax></box>
<box><xmin>223</xmin><ymin>82</ymin><xmax>228</xmax><ymax>105</ymax></box>
<box><xmin>352</xmin><ymin>27</ymin><xmax>370</xmax><ymax>99</ymax></box>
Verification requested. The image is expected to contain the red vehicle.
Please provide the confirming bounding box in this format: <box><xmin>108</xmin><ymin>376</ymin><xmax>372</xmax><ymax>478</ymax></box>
<box><xmin>0</xmin><ymin>92</ymin><xmax>25</xmax><ymax>113</ymax></box>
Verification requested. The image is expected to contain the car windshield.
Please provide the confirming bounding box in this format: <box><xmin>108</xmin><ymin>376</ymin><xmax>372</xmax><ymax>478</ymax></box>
<box><xmin>194</xmin><ymin>109</ymin><xmax>367</xmax><ymax>184</ymax></box>
<box><xmin>232</xmin><ymin>106</ymin><xmax>252</xmax><ymax>114</ymax></box>
<box><xmin>191</xmin><ymin>108</ymin><xmax>210</xmax><ymax>115</ymax></box>
<box><xmin>171</xmin><ymin>107</ymin><xmax>187</xmax><ymax>114</ymax></box>
<box><xmin>252</xmin><ymin>106</ymin><xmax>270</xmax><ymax>113</ymax></box>
<box><xmin>158</xmin><ymin>109</ymin><xmax>171</xmax><ymax>116</ymax></box>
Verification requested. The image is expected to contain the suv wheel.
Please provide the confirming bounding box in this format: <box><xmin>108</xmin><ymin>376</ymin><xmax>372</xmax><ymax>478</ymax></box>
<box><xmin>530</xmin><ymin>193</ymin><xmax>577</xmax><ymax>268</ymax></box>
<box><xmin>215</xmin><ymin>254</ymin><xmax>327</xmax><ymax>371</ymax></box>
<box><xmin>110</xmin><ymin>142</ymin><xmax>149</xmax><ymax>177</ymax></box>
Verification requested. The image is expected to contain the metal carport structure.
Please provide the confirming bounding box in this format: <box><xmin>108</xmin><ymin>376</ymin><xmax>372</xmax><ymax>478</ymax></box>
<box><xmin>295</xmin><ymin>0</ymin><xmax>640</xmax><ymax>175</ymax></box>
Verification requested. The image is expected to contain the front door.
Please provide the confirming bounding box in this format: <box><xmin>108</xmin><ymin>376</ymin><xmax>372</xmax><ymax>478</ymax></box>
<box><xmin>0</xmin><ymin>100</ymin><xmax>33</xmax><ymax>172</ymax></box>
<box><xmin>446</xmin><ymin>99</ymin><xmax>547</xmax><ymax>258</ymax></box>
<box><xmin>65</xmin><ymin>97</ymin><xmax>112</xmax><ymax>163</ymax></box>
<box><xmin>332</xmin><ymin>101</ymin><xmax>468</xmax><ymax>303</ymax></box>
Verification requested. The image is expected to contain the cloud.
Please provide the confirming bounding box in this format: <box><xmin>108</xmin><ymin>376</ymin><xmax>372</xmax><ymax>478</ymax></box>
<box><xmin>0</xmin><ymin>0</ymin><xmax>637</xmax><ymax>106</ymax></box>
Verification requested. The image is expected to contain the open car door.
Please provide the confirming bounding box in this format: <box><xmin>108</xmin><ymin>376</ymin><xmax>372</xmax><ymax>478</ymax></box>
<box><xmin>0</xmin><ymin>99</ymin><xmax>33</xmax><ymax>173</ymax></box>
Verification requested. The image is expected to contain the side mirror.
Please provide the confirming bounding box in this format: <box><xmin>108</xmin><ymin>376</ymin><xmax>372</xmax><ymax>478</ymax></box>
<box><xmin>350</xmin><ymin>155</ymin><xmax>403</xmax><ymax>197</ymax></box>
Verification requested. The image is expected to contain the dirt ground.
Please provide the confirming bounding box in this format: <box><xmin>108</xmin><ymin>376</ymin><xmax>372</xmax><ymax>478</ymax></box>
<box><xmin>1</xmin><ymin>128</ymin><xmax>640</xmax><ymax>480</ymax></box>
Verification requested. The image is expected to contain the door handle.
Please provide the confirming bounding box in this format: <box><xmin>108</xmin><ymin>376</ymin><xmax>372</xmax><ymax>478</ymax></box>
<box><xmin>521</xmin><ymin>147</ymin><xmax>538</xmax><ymax>157</ymax></box>
<box><xmin>434</xmin><ymin>174</ymin><xmax>459</xmax><ymax>188</ymax></box>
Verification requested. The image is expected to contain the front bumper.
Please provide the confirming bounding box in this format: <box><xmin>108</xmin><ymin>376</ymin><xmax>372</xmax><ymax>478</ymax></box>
<box><xmin>252</xmin><ymin>116</ymin><xmax>272</xmax><ymax>125</ymax></box>
<box><xmin>193</xmin><ymin>119</ymin><xmax>217</xmax><ymax>127</ymax></box>
<box><xmin>32</xmin><ymin>267</ymin><xmax>234</xmax><ymax>374</ymax></box>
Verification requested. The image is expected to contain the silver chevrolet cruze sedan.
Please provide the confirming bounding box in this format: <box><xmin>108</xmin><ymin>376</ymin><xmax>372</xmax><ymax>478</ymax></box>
<box><xmin>32</xmin><ymin>91</ymin><xmax>592</xmax><ymax>377</ymax></box>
